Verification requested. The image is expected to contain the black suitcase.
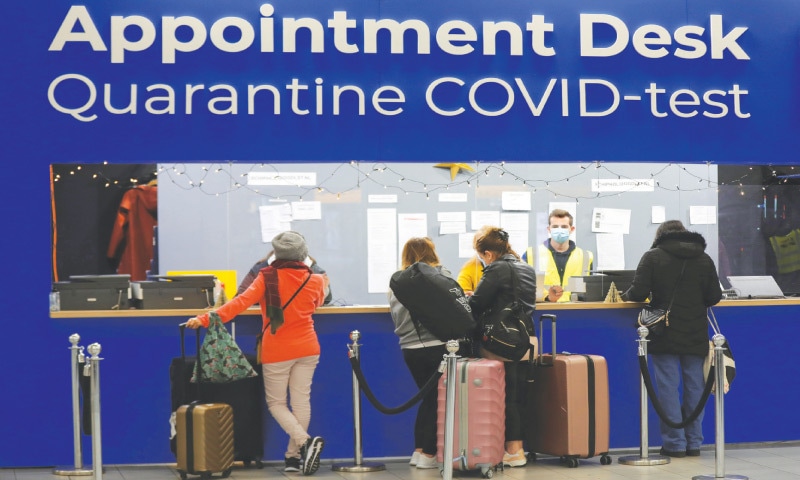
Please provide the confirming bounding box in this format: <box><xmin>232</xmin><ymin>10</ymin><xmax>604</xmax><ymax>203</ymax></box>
<box><xmin>170</xmin><ymin>323</ymin><xmax>264</xmax><ymax>468</ymax></box>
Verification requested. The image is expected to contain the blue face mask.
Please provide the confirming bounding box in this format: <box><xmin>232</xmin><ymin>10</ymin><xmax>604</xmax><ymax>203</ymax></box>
<box><xmin>550</xmin><ymin>228</ymin><xmax>571</xmax><ymax>244</ymax></box>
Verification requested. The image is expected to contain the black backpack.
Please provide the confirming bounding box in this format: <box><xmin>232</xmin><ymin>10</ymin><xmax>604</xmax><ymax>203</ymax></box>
<box><xmin>389</xmin><ymin>262</ymin><xmax>477</xmax><ymax>342</ymax></box>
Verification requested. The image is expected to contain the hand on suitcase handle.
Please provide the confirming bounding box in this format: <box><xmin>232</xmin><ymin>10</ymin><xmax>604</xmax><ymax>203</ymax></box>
<box><xmin>184</xmin><ymin>318</ymin><xmax>202</xmax><ymax>329</ymax></box>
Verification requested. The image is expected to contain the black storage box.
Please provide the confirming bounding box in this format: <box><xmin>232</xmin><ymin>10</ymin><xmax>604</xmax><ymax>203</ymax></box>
<box><xmin>54</xmin><ymin>274</ymin><xmax>131</xmax><ymax>310</ymax></box>
<box><xmin>136</xmin><ymin>275</ymin><xmax>215</xmax><ymax>309</ymax></box>
<box><xmin>567</xmin><ymin>271</ymin><xmax>635</xmax><ymax>302</ymax></box>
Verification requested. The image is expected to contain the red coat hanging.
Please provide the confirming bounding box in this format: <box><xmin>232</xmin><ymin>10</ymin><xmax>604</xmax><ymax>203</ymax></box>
<box><xmin>107</xmin><ymin>185</ymin><xmax>158</xmax><ymax>281</ymax></box>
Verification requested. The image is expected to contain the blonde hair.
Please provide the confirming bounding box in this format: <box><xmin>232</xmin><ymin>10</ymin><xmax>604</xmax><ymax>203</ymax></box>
<box><xmin>473</xmin><ymin>226</ymin><xmax>519</xmax><ymax>259</ymax></box>
<box><xmin>401</xmin><ymin>237</ymin><xmax>441</xmax><ymax>269</ymax></box>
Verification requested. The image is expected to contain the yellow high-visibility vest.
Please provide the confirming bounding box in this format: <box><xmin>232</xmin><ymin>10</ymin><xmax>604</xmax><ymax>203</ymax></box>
<box><xmin>769</xmin><ymin>229</ymin><xmax>800</xmax><ymax>274</ymax></box>
<box><xmin>527</xmin><ymin>244</ymin><xmax>593</xmax><ymax>302</ymax></box>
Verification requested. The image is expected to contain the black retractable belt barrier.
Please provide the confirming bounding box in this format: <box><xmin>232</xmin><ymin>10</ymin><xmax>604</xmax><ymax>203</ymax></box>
<box><xmin>348</xmin><ymin>355</ymin><xmax>443</xmax><ymax>415</ymax></box>
<box><xmin>619</xmin><ymin>327</ymin><xmax>669</xmax><ymax>466</ymax></box>
<box><xmin>693</xmin><ymin>334</ymin><xmax>748</xmax><ymax>480</ymax></box>
<box><xmin>332</xmin><ymin>331</ymin><xmax>386</xmax><ymax>473</ymax></box>
<box><xmin>53</xmin><ymin>334</ymin><xmax>94</xmax><ymax>476</ymax></box>
<box><xmin>638</xmin><ymin>356</ymin><xmax>715</xmax><ymax>429</ymax></box>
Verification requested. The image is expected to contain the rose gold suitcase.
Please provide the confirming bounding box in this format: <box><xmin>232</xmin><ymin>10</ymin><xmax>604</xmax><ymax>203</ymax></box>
<box><xmin>436</xmin><ymin>358</ymin><xmax>505</xmax><ymax>477</ymax></box>
<box><xmin>526</xmin><ymin>314</ymin><xmax>612</xmax><ymax>468</ymax></box>
<box><xmin>176</xmin><ymin>402</ymin><xmax>235</xmax><ymax>479</ymax></box>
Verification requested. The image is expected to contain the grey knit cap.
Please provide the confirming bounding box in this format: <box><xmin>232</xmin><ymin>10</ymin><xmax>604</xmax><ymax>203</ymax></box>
<box><xmin>272</xmin><ymin>231</ymin><xmax>309</xmax><ymax>261</ymax></box>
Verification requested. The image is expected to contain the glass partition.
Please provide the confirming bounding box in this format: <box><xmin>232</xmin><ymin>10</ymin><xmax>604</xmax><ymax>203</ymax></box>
<box><xmin>50</xmin><ymin>162</ymin><xmax>800</xmax><ymax>307</ymax></box>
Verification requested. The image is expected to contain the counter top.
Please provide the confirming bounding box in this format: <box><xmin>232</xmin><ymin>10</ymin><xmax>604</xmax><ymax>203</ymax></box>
<box><xmin>49</xmin><ymin>297</ymin><xmax>800</xmax><ymax>318</ymax></box>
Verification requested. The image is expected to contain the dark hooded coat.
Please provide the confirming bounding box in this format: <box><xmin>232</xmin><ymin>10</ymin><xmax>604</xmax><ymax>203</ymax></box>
<box><xmin>623</xmin><ymin>230</ymin><xmax>722</xmax><ymax>356</ymax></box>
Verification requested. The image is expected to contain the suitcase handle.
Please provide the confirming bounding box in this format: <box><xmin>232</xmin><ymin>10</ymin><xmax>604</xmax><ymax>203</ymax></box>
<box><xmin>178</xmin><ymin>323</ymin><xmax>202</xmax><ymax>362</ymax></box>
<box><xmin>179</xmin><ymin>323</ymin><xmax>204</xmax><ymax>393</ymax></box>
<box><xmin>536</xmin><ymin>314</ymin><xmax>557</xmax><ymax>365</ymax></box>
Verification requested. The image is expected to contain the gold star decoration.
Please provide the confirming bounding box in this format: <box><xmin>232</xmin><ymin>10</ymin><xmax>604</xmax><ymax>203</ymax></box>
<box><xmin>434</xmin><ymin>163</ymin><xmax>475</xmax><ymax>181</ymax></box>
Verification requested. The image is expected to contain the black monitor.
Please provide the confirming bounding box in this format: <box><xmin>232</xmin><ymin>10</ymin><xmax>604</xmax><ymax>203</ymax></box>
<box><xmin>578</xmin><ymin>270</ymin><xmax>636</xmax><ymax>301</ymax></box>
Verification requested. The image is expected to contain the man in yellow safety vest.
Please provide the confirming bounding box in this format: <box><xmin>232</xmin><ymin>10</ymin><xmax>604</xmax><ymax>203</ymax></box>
<box><xmin>524</xmin><ymin>209</ymin><xmax>593</xmax><ymax>302</ymax></box>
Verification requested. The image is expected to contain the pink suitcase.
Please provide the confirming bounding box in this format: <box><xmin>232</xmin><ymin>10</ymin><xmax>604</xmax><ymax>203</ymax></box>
<box><xmin>526</xmin><ymin>314</ymin><xmax>611</xmax><ymax>468</ymax></box>
<box><xmin>436</xmin><ymin>358</ymin><xmax>505</xmax><ymax>478</ymax></box>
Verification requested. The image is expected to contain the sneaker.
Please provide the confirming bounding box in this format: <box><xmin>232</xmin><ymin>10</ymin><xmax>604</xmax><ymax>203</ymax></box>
<box><xmin>415</xmin><ymin>454</ymin><xmax>438</xmax><ymax>469</ymax></box>
<box><xmin>686</xmin><ymin>448</ymin><xmax>701</xmax><ymax>457</ymax></box>
<box><xmin>284</xmin><ymin>457</ymin><xmax>301</xmax><ymax>472</ymax></box>
<box><xmin>659</xmin><ymin>447</ymin><xmax>687</xmax><ymax>458</ymax></box>
<box><xmin>300</xmin><ymin>436</ymin><xmax>325</xmax><ymax>475</ymax></box>
<box><xmin>409</xmin><ymin>451</ymin><xmax>421</xmax><ymax>466</ymax></box>
<box><xmin>503</xmin><ymin>449</ymin><xmax>527</xmax><ymax>467</ymax></box>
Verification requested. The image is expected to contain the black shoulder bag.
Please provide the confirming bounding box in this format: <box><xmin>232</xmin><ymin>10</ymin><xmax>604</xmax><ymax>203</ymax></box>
<box><xmin>479</xmin><ymin>261</ymin><xmax>532</xmax><ymax>362</ymax></box>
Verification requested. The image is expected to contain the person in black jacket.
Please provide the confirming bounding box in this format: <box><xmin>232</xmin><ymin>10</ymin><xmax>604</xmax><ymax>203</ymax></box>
<box><xmin>237</xmin><ymin>251</ymin><xmax>332</xmax><ymax>305</ymax></box>
<box><xmin>468</xmin><ymin>226</ymin><xmax>537</xmax><ymax>467</ymax></box>
<box><xmin>622</xmin><ymin>220</ymin><xmax>722</xmax><ymax>458</ymax></box>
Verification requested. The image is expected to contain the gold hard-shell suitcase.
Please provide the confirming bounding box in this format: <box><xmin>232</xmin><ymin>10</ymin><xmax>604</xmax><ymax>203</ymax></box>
<box><xmin>176</xmin><ymin>402</ymin><xmax>234</xmax><ymax>479</ymax></box>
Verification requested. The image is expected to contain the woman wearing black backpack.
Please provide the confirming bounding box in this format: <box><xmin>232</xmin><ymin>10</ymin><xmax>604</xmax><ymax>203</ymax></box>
<box><xmin>388</xmin><ymin>237</ymin><xmax>452</xmax><ymax>470</ymax></box>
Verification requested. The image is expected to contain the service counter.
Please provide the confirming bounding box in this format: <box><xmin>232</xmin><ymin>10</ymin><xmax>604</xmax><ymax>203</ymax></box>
<box><xmin>47</xmin><ymin>299</ymin><xmax>800</xmax><ymax>465</ymax></box>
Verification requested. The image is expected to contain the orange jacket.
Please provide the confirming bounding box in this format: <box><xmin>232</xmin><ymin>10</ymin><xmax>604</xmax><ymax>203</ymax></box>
<box><xmin>197</xmin><ymin>268</ymin><xmax>325</xmax><ymax>363</ymax></box>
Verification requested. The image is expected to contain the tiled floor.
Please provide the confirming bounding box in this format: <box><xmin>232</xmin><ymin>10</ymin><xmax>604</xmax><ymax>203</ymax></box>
<box><xmin>3</xmin><ymin>444</ymin><xmax>799</xmax><ymax>480</ymax></box>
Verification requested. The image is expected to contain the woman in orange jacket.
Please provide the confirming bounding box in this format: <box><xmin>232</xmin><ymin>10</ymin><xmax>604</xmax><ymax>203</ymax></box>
<box><xmin>185</xmin><ymin>231</ymin><xmax>328</xmax><ymax>475</ymax></box>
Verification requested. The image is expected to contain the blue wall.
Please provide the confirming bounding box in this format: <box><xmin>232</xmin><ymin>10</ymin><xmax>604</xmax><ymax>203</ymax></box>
<box><xmin>30</xmin><ymin>305</ymin><xmax>800</xmax><ymax>468</ymax></box>
<box><xmin>8</xmin><ymin>1</ymin><xmax>800</xmax><ymax>162</ymax></box>
<box><xmin>3</xmin><ymin>0</ymin><xmax>800</xmax><ymax>467</ymax></box>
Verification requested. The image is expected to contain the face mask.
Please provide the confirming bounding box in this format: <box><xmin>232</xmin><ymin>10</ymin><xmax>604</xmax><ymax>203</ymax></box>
<box><xmin>550</xmin><ymin>228</ymin><xmax>571</xmax><ymax>244</ymax></box>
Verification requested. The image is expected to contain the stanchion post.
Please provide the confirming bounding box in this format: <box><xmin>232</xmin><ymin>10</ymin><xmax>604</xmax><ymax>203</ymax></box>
<box><xmin>332</xmin><ymin>331</ymin><xmax>385</xmax><ymax>473</ymax></box>
<box><xmin>86</xmin><ymin>343</ymin><xmax>104</xmax><ymax>480</ymax></box>
<box><xmin>54</xmin><ymin>334</ymin><xmax>93</xmax><ymax>476</ymax></box>
<box><xmin>692</xmin><ymin>334</ymin><xmax>748</xmax><ymax>480</ymax></box>
<box><xmin>619</xmin><ymin>327</ymin><xmax>670</xmax><ymax>466</ymax></box>
<box><xmin>441</xmin><ymin>340</ymin><xmax>460</xmax><ymax>480</ymax></box>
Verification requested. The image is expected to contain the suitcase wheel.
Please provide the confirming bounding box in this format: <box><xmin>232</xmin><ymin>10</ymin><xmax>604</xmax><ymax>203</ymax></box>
<box><xmin>480</xmin><ymin>466</ymin><xmax>494</xmax><ymax>478</ymax></box>
<box><xmin>178</xmin><ymin>471</ymin><xmax>187</xmax><ymax>480</ymax></box>
<box><xmin>600</xmin><ymin>454</ymin><xmax>612</xmax><ymax>465</ymax></box>
<box><xmin>221</xmin><ymin>468</ymin><xmax>232</xmax><ymax>478</ymax></box>
<box><xmin>566</xmin><ymin>457</ymin><xmax>579</xmax><ymax>468</ymax></box>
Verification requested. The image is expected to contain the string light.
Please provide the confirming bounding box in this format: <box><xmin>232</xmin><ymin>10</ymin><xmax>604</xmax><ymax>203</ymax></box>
<box><xmin>53</xmin><ymin>162</ymin><xmax>799</xmax><ymax>202</ymax></box>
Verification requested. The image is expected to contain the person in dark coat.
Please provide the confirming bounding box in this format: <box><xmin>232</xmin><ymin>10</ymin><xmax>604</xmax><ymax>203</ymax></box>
<box><xmin>468</xmin><ymin>226</ymin><xmax>537</xmax><ymax>467</ymax></box>
<box><xmin>237</xmin><ymin>251</ymin><xmax>332</xmax><ymax>305</ymax></box>
<box><xmin>622</xmin><ymin>220</ymin><xmax>722</xmax><ymax>458</ymax></box>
